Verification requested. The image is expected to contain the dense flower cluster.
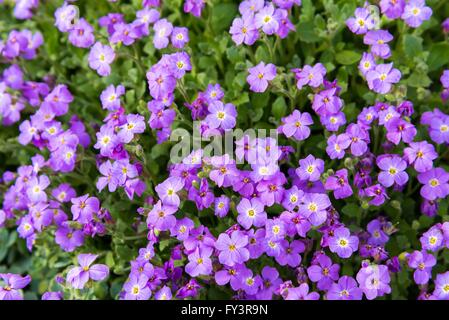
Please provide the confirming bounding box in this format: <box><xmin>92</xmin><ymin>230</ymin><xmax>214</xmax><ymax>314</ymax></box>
<box><xmin>1</xmin><ymin>0</ymin><xmax>449</xmax><ymax>301</ymax></box>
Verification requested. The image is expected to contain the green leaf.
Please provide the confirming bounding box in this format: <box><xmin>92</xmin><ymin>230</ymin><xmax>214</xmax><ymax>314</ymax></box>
<box><xmin>341</xmin><ymin>203</ymin><xmax>362</xmax><ymax>218</ymax></box>
<box><xmin>335</xmin><ymin>50</ymin><xmax>361</xmax><ymax>65</ymax></box>
<box><xmin>403</xmin><ymin>34</ymin><xmax>423</xmax><ymax>58</ymax></box>
<box><xmin>427</xmin><ymin>42</ymin><xmax>449</xmax><ymax>71</ymax></box>
<box><xmin>211</xmin><ymin>3</ymin><xmax>238</xmax><ymax>34</ymax></box>
<box><xmin>297</xmin><ymin>21</ymin><xmax>320</xmax><ymax>43</ymax></box>
<box><xmin>272</xmin><ymin>96</ymin><xmax>287</xmax><ymax>119</ymax></box>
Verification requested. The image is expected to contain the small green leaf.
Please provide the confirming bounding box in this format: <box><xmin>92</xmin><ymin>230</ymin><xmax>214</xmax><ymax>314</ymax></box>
<box><xmin>335</xmin><ymin>50</ymin><xmax>361</xmax><ymax>65</ymax></box>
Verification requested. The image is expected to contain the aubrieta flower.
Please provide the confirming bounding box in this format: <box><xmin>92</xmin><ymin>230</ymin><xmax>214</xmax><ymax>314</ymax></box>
<box><xmin>292</xmin><ymin>63</ymin><xmax>327</xmax><ymax>90</ymax></box>
<box><xmin>247</xmin><ymin>62</ymin><xmax>277</xmax><ymax>93</ymax></box>
<box><xmin>299</xmin><ymin>193</ymin><xmax>331</xmax><ymax>226</ymax></box>
<box><xmin>324</xmin><ymin>169</ymin><xmax>353</xmax><ymax>199</ymax></box>
<box><xmin>420</xmin><ymin>225</ymin><xmax>444</xmax><ymax>251</ymax></box>
<box><xmin>55</xmin><ymin>223</ymin><xmax>85</xmax><ymax>252</ymax></box>
<box><xmin>54</xmin><ymin>3</ymin><xmax>78</xmax><ymax>32</ymax></box>
<box><xmin>68</xmin><ymin>18</ymin><xmax>95</xmax><ymax>48</ymax></box>
<box><xmin>403</xmin><ymin>141</ymin><xmax>437</xmax><ymax>173</ymax></box>
<box><xmin>401</xmin><ymin>0</ymin><xmax>432</xmax><ymax>28</ymax></box>
<box><xmin>254</xmin><ymin>4</ymin><xmax>279</xmax><ymax>35</ymax></box>
<box><xmin>284</xmin><ymin>283</ymin><xmax>319</xmax><ymax>300</ymax></box>
<box><xmin>433</xmin><ymin>271</ymin><xmax>449</xmax><ymax>300</ymax></box>
<box><xmin>171</xmin><ymin>27</ymin><xmax>189</xmax><ymax>48</ymax></box>
<box><xmin>307</xmin><ymin>254</ymin><xmax>339</xmax><ymax>290</ymax></box>
<box><xmin>359</xmin><ymin>52</ymin><xmax>376</xmax><ymax>76</ymax></box>
<box><xmin>156</xmin><ymin>176</ymin><xmax>184</xmax><ymax>208</ymax></box>
<box><xmin>380</xmin><ymin>0</ymin><xmax>405</xmax><ymax>20</ymax></box>
<box><xmin>366</xmin><ymin>63</ymin><xmax>401</xmax><ymax>94</ymax></box>
<box><xmin>417</xmin><ymin>167</ymin><xmax>449</xmax><ymax>201</ymax></box>
<box><xmin>185</xmin><ymin>247</ymin><xmax>213</xmax><ymax>277</ymax></box>
<box><xmin>71</xmin><ymin>194</ymin><xmax>100</xmax><ymax>224</ymax></box>
<box><xmin>205</xmin><ymin>101</ymin><xmax>237</xmax><ymax>130</ymax></box>
<box><xmin>326</xmin><ymin>134</ymin><xmax>350</xmax><ymax>159</ymax></box>
<box><xmin>153</xmin><ymin>18</ymin><xmax>173</xmax><ymax>49</ymax></box>
<box><xmin>236</xmin><ymin>197</ymin><xmax>267</xmax><ymax>229</ymax></box>
<box><xmin>328</xmin><ymin>227</ymin><xmax>359</xmax><ymax>258</ymax></box>
<box><xmin>147</xmin><ymin>200</ymin><xmax>177</xmax><ymax>231</ymax></box>
<box><xmin>356</xmin><ymin>264</ymin><xmax>391</xmax><ymax>300</ymax></box>
<box><xmin>215</xmin><ymin>231</ymin><xmax>250</xmax><ymax>267</ymax></box>
<box><xmin>327</xmin><ymin>276</ymin><xmax>363</xmax><ymax>300</ymax></box>
<box><xmin>88</xmin><ymin>42</ymin><xmax>115</xmax><ymax>77</ymax></box>
<box><xmin>122</xmin><ymin>274</ymin><xmax>151</xmax><ymax>300</ymax></box>
<box><xmin>377</xmin><ymin>155</ymin><xmax>409</xmax><ymax>188</ymax></box>
<box><xmin>364</xmin><ymin>30</ymin><xmax>394</xmax><ymax>59</ymax></box>
<box><xmin>214</xmin><ymin>195</ymin><xmax>230</xmax><ymax>218</ymax></box>
<box><xmin>342</xmin><ymin>124</ymin><xmax>369</xmax><ymax>157</ymax></box>
<box><xmin>0</xmin><ymin>274</ymin><xmax>31</xmax><ymax>300</ymax></box>
<box><xmin>296</xmin><ymin>155</ymin><xmax>325</xmax><ymax>182</ymax></box>
<box><xmin>279</xmin><ymin>110</ymin><xmax>313</xmax><ymax>141</ymax></box>
<box><xmin>385</xmin><ymin>117</ymin><xmax>417</xmax><ymax>145</ymax></box>
<box><xmin>346</xmin><ymin>7</ymin><xmax>376</xmax><ymax>34</ymax></box>
<box><xmin>406</xmin><ymin>250</ymin><xmax>436</xmax><ymax>285</ymax></box>
<box><xmin>66</xmin><ymin>254</ymin><xmax>109</xmax><ymax>289</ymax></box>
<box><xmin>230</xmin><ymin>17</ymin><xmax>259</xmax><ymax>46</ymax></box>
<box><xmin>100</xmin><ymin>84</ymin><xmax>125</xmax><ymax>111</ymax></box>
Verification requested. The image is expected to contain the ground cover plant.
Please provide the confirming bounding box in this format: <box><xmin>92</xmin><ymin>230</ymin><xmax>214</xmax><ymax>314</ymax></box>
<box><xmin>1</xmin><ymin>0</ymin><xmax>449</xmax><ymax>300</ymax></box>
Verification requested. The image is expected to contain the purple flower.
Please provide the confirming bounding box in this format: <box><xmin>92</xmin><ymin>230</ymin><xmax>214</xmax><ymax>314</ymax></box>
<box><xmin>380</xmin><ymin>0</ymin><xmax>405</xmax><ymax>19</ymax></box>
<box><xmin>209</xmin><ymin>155</ymin><xmax>239</xmax><ymax>187</ymax></box>
<box><xmin>342</xmin><ymin>124</ymin><xmax>369</xmax><ymax>157</ymax></box>
<box><xmin>88</xmin><ymin>42</ymin><xmax>115</xmax><ymax>77</ymax></box>
<box><xmin>153</xmin><ymin>19</ymin><xmax>173</xmax><ymax>49</ymax></box>
<box><xmin>205</xmin><ymin>101</ymin><xmax>237</xmax><ymax>130</ymax></box>
<box><xmin>42</xmin><ymin>291</ymin><xmax>63</xmax><ymax>300</ymax></box>
<box><xmin>155</xmin><ymin>176</ymin><xmax>184</xmax><ymax>207</ymax></box>
<box><xmin>147</xmin><ymin>200</ymin><xmax>177</xmax><ymax>231</ymax></box>
<box><xmin>214</xmin><ymin>195</ymin><xmax>230</xmax><ymax>218</ymax></box>
<box><xmin>364</xmin><ymin>30</ymin><xmax>393</xmax><ymax>59</ymax></box>
<box><xmin>292</xmin><ymin>63</ymin><xmax>327</xmax><ymax>90</ymax></box>
<box><xmin>185</xmin><ymin>247</ymin><xmax>213</xmax><ymax>277</ymax></box>
<box><xmin>254</xmin><ymin>4</ymin><xmax>279</xmax><ymax>35</ymax></box>
<box><xmin>307</xmin><ymin>254</ymin><xmax>340</xmax><ymax>290</ymax></box>
<box><xmin>155</xmin><ymin>286</ymin><xmax>172</xmax><ymax>300</ymax></box>
<box><xmin>247</xmin><ymin>62</ymin><xmax>277</xmax><ymax>93</ymax></box>
<box><xmin>324</xmin><ymin>169</ymin><xmax>353</xmax><ymax>199</ymax></box>
<box><xmin>420</xmin><ymin>225</ymin><xmax>444</xmax><ymax>252</ymax></box>
<box><xmin>100</xmin><ymin>84</ymin><xmax>125</xmax><ymax>111</ymax></box>
<box><xmin>365</xmin><ymin>184</ymin><xmax>388</xmax><ymax>206</ymax></box>
<box><xmin>433</xmin><ymin>271</ymin><xmax>449</xmax><ymax>300</ymax></box>
<box><xmin>26</xmin><ymin>174</ymin><xmax>50</xmax><ymax>203</ymax></box>
<box><xmin>385</xmin><ymin>117</ymin><xmax>416</xmax><ymax>145</ymax></box>
<box><xmin>346</xmin><ymin>7</ymin><xmax>376</xmax><ymax>34</ymax></box>
<box><xmin>171</xmin><ymin>27</ymin><xmax>189</xmax><ymax>48</ymax></box>
<box><xmin>285</xmin><ymin>283</ymin><xmax>319</xmax><ymax>300</ymax></box>
<box><xmin>122</xmin><ymin>274</ymin><xmax>151</xmax><ymax>300</ymax></box>
<box><xmin>359</xmin><ymin>52</ymin><xmax>376</xmax><ymax>76</ymax></box>
<box><xmin>326</xmin><ymin>134</ymin><xmax>350</xmax><ymax>159</ymax></box>
<box><xmin>367</xmin><ymin>219</ymin><xmax>389</xmax><ymax>245</ymax></box>
<box><xmin>366</xmin><ymin>63</ymin><xmax>401</xmax><ymax>94</ymax></box>
<box><xmin>327</xmin><ymin>276</ymin><xmax>363</xmax><ymax>300</ymax></box>
<box><xmin>328</xmin><ymin>227</ymin><xmax>359</xmax><ymax>258</ymax></box>
<box><xmin>0</xmin><ymin>274</ymin><xmax>31</xmax><ymax>300</ymax></box>
<box><xmin>68</xmin><ymin>18</ymin><xmax>95</xmax><ymax>48</ymax></box>
<box><xmin>236</xmin><ymin>197</ymin><xmax>267</xmax><ymax>229</ymax></box>
<box><xmin>256</xmin><ymin>266</ymin><xmax>283</xmax><ymax>300</ymax></box>
<box><xmin>279</xmin><ymin>110</ymin><xmax>313</xmax><ymax>141</ymax></box>
<box><xmin>404</xmin><ymin>141</ymin><xmax>437</xmax><ymax>173</ymax></box>
<box><xmin>55</xmin><ymin>224</ymin><xmax>85</xmax><ymax>252</ymax></box>
<box><xmin>117</xmin><ymin>114</ymin><xmax>146</xmax><ymax>143</ymax></box>
<box><xmin>54</xmin><ymin>3</ymin><xmax>78</xmax><ymax>32</ymax></box>
<box><xmin>67</xmin><ymin>254</ymin><xmax>109</xmax><ymax>289</ymax></box>
<box><xmin>356</xmin><ymin>264</ymin><xmax>391</xmax><ymax>300</ymax></box>
<box><xmin>299</xmin><ymin>193</ymin><xmax>331</xmax><ymax>226</ymax></box>
<box><xmin>44</xmin><ymin>84</ymin><xmax>74</xmax><ymax>116</ymax></box>
<box><xmin>429</xmin><ymin>115</ymin><xmax>449</xmax><ymax>144</ymax></box>
<box><xmin>417</xmin><ymin>168</ymin><xmax>449</xmax><ymax>201</ymax></box>
<box><xmin>230</xmin><ymin>17</ymin><xmax>259</xmax><ymax>46</ymax></box>
<box><xmin>407</xmin><ymin>250</ymin><xmax>436</xmax><ymax>285</ymax></box>
<box><xmin>296</xmin><ymin>155</ymin><xmax>324</xmax><ymax>182</ymax></box>
<box><xmin>71</xmin><ymin>194</ymin><xmax>100</xmax><ymax>224</ymax></box>
<box><xmin>215</xmin><ymin>231</ymin><xmax>249</xmax><ymax>266</ymax></box>
<box><xmin>377</xmin><ymin>155</ymin><xmax>409</xmax><ymax>187</ymax></box>
<box><xmin>401</xmin><ymin>0</ymin><xmax>432</xmax><ymax>28</ymax></box>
